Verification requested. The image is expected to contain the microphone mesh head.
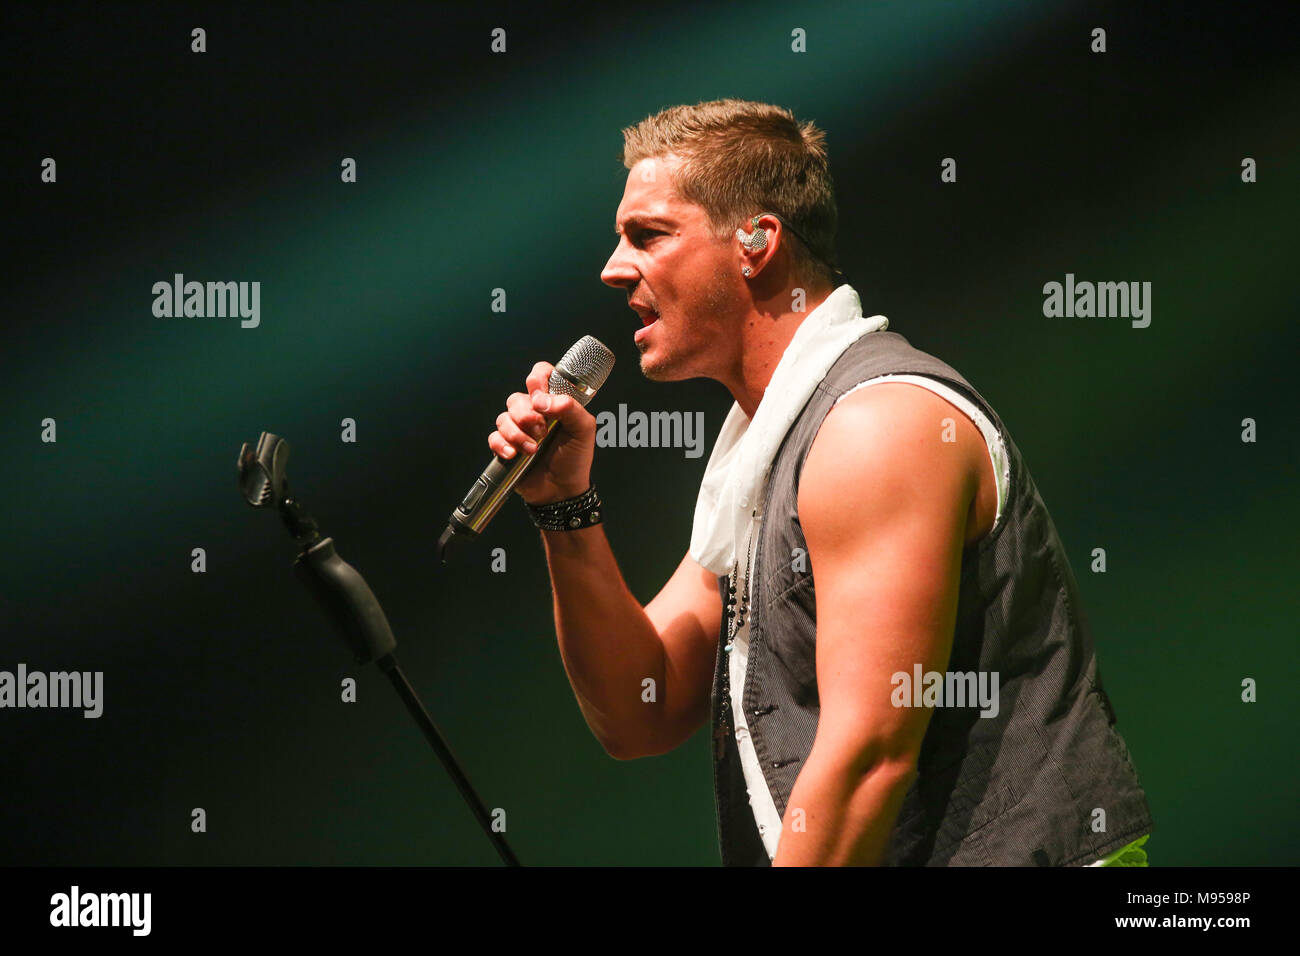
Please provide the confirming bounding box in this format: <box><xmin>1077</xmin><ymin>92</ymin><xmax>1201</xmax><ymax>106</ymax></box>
<box><xmin>550</xmin><ymin>335</ymin><xmax>615</xmax><ymax>406</ymax></box>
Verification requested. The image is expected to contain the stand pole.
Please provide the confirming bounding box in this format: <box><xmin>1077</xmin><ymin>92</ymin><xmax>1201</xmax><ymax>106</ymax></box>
<box><xmin>376</xmin><ymin>654</ymin><xmax>519</xmax><ymax>866</ymax></box>
<box><xmin>238</xmin><ymin>431</ymin><xmax>521</xmax><ymax>866</ymax></box>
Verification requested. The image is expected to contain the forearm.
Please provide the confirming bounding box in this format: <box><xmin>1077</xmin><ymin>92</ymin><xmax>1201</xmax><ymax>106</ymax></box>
<box><xmin>539</xmin><ymin>523</ymin><xmax>670</xmax><ymax>757</ymax></box>
<box><xmin>771</xmin><ymin>753</ymin><xmax>916</xmax><ymax>865</ymax></box>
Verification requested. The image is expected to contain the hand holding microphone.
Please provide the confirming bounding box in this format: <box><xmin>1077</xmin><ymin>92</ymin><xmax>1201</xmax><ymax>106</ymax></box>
<box><xmin>439</xmin><ymin>336</ymin><xmax>614</xmax><ymax>559</ymax></box>
<box><xmin>490</xmin><ymin>360</ymin><xmax>598</xmax><ymax>506</ymax></box>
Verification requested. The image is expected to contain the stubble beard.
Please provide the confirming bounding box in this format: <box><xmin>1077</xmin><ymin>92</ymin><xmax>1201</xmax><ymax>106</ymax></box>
<box><xmin>638</xmin><ymin>265</ymin><xmax>736</xmax><ymax>383</ymax></box>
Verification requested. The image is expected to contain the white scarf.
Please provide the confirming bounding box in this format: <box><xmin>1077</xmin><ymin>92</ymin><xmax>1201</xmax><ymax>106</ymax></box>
<box><xmin>688</xmin><ymin>284</ymin><xmax>889</xmax><ymax>575</ymax></box>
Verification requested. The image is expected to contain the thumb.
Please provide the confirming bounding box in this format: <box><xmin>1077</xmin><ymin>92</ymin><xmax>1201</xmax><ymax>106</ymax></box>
<box><xmin>532</xmin><ymin>390</ymin><xmax>594</xmax><ymax>437</ymax></box>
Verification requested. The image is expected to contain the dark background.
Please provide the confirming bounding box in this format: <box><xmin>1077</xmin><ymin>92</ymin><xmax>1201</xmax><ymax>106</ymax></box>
<box><xmin>2</xmin><ymin>0</ymin><xmax>1295</xmax><ymax>865</ymax></box>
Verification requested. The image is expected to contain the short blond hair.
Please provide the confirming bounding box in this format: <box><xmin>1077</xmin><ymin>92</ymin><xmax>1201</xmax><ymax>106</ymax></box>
<box><xmin>618</xmin><ymin>98</ymin><xmax>840</xmax><ymax>290</ymax></box>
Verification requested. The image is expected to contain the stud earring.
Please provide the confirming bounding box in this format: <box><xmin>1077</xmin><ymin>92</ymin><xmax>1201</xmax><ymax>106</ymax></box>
<box><xmin>742</xmin><ymin>267</ymin><xmax>752</xmax><ymax>277</ymax></box>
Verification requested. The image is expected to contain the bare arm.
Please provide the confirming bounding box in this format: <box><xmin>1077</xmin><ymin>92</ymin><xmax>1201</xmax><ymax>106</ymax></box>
<box><xmin>489</xmin><ymin>361</ymin><xmax>718</xmax><ymax>759</ymax></box>
<box><xmin>771</xmin><ymin>383</ymin><xmax>983</xmax><ymax>865</ymax></box>
<box><xmin>541</xmin><ymin>532</ymin><xmax>719</xmax><ymax>759</ymax></box>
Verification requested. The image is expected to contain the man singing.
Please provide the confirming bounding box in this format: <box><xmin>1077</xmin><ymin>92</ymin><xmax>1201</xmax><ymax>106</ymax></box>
<box><xmin>488</xmin><ymin>99</ymin><xmax>1152</xmax><ymax>866</ymax></box>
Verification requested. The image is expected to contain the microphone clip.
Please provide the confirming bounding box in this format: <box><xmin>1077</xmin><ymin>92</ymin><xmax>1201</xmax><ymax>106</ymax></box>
<box><xmin>238</xmin><ymin>431</ymin><xmax>319</xmax><ymax>546</ymax></box>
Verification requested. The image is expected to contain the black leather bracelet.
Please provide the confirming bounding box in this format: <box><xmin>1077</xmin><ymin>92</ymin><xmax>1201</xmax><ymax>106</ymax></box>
<box><xmin>525</xmin><ymin>485</ymin><xmax>603</xmax><ymax>531</ymax></box>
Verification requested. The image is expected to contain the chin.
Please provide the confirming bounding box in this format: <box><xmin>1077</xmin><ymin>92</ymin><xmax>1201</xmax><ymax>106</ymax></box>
<box><xmin>637</xmin><ymin>355</ymin><xmax>669</xmax><ymax>381</ymax></box>
<box><xmin>637</xmin><ymin>350</ymin><xmax>679</xmax><ymax>382</ymax></box>
<box><xmin>637</xmin><ymin>331</ymin><xmax>701</xmax><ymax>382</ymax></box>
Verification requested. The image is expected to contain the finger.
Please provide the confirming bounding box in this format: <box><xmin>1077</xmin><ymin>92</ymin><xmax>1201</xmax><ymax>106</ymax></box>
<box><xmin>530</xmin><ymin>391</ymin><xmax>594</xmax><ymax>437</ymax></box>
<box><xmin>496</xmin><ymin>411</ymin><xmax>538</xmax><ymax>454</ymax></box>
<box><xmin>525</xmin><ymin>361</ymin><xmax>555</xmax><ymax>398</ymax></box>
<box><xmin>507</xmin><ymin>391</ymin><xmax>548</xmax><ymax>441</ymax></box>
<box><xmin>488</xmin><ymin>430</ymin><xmax>520</xmax><ymax>460</ymax></box>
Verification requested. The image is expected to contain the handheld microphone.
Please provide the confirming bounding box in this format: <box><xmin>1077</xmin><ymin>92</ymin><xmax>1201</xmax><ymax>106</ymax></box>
<box><xmin>438</xmin><ymin>335</ymin><xmax>615</xmax><ymax>561</ymax></box>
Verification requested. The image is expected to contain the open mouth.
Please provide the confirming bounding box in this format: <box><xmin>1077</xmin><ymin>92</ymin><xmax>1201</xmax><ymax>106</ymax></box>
<box><xmin>633</xmin><ymin>307</ymin><xmax>659</xmax><ymax>343</ymax></box>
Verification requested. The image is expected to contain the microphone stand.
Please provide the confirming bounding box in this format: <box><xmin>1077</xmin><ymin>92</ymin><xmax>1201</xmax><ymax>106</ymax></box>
<box><xmin>237</xmin><ymin>431</ymin><xmax>519</xmax><ymax>866</ymax></box>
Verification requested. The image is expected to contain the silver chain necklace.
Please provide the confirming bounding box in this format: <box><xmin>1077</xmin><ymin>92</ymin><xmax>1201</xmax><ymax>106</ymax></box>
<box><xmin>724</xmin><ymin>510</ymin><xmax>759</xmax><ymax>653</ymax></box>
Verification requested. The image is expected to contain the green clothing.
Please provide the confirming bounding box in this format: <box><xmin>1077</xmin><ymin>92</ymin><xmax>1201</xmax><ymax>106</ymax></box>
<box><xmin>1099</xmin><ymin>835</ymin><xmax>1149</xmax><ymax>867</ymax></box>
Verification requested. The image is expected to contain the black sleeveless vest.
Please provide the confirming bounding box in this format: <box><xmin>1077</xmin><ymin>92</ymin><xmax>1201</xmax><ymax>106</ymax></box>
<box><xmin>709</xmin><ymin>329</ymin><xmax>1154</xmax><ymax>866</ymax></box>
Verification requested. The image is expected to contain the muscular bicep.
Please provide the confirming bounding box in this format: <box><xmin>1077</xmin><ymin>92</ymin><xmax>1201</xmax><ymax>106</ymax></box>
<box><xmin>641</xmin><ymin>551</ymin><xmax>722</xmax><ymax>746</ymax></box>
<box><xmin>798</xmin><ymin>383</ymin><xmax>981</xmax><ymax>771</ymax></box>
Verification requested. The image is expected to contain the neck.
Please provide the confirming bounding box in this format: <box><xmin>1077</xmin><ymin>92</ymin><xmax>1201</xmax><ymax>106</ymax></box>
<box><xmin>723</xmin><ymin>285</ymin><xmax>835</xmax><ymax>419</ymax></box>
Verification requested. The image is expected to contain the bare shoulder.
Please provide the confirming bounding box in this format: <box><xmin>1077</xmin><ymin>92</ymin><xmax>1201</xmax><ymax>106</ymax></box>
<box><xmin>798</xmin><ymin>382</ymin><xmax>994</xmax><ymax>548</ymax></box>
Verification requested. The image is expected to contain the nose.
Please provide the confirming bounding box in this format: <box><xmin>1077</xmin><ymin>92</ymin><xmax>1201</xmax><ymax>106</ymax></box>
<box><xmin>600</xmin><ymin>236</ymin><xmax>638</xmax><ymax>290</ymax></box>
